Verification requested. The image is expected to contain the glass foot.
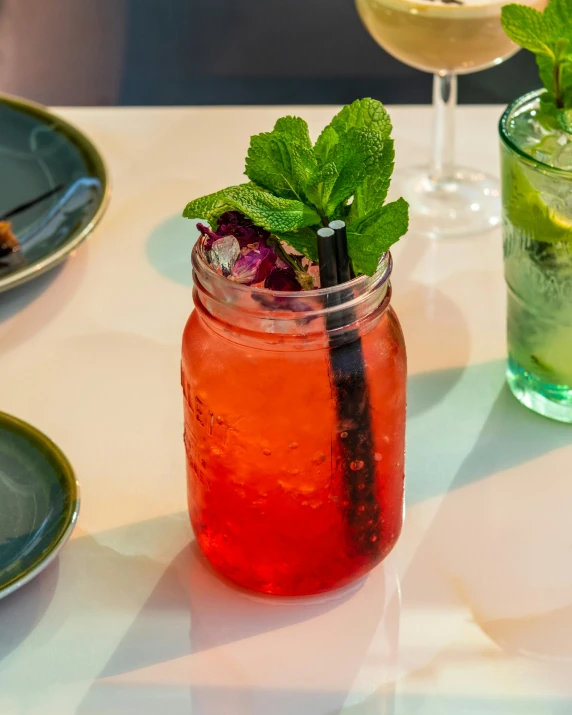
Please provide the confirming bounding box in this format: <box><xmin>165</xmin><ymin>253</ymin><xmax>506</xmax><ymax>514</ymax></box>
<box><xmin>396</xmin><ymin>165</ymin><xmax>501</xmax><ymax>239</ymax></box>
<box><xmin>507</xmin><ymin>357</ymin><xmax>572</xmax><ymax>424</ymax></box>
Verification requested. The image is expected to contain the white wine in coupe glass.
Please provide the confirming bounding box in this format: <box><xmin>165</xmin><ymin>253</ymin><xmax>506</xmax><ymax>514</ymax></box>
<box><xmin>356</xmin><ymin>0</ymin><xmax>547</xmax><ymax>237</ymax></box>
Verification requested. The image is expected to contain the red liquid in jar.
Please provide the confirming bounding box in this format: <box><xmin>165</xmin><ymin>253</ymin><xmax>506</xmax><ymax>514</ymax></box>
<box><xmin>182</xmin><ymin>305</ymin><xmax>406</xmax><ymax>596</ymax></box>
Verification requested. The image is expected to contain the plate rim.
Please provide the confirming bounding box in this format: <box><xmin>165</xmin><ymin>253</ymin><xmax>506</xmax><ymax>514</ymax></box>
<box><xmin>0</xmin><ymin>92</ymin><xmax>111</xmax><ymax>294</ymax></box>
<box><xmin>0</xmin><ymin>410</ymin><xmax>81</xmax><ymax>600</ymax></box>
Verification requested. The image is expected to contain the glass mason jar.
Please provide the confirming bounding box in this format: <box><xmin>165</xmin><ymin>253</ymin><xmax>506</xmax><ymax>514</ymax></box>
<box><xmin>181</xmin><ymin>241</ymin><xmax>407</xmax><ymax>596</ymax></box>
<box><xmin>500</xmin><ymin>90</ymin><xmax>572</xmax><ymax>424</ymax></box>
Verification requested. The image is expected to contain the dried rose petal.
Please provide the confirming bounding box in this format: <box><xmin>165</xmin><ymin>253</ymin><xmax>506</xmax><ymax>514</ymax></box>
<box><xmin>200</xmin><ymin>211</ymin><xmax>315</xmax><ymax>292</ymax></box>
<box><xmin>255</xmin><ymin>251</ymin><xmax>277</xmax><ymax>282</ymax></box>
<box><xmin>264</xmin><ymin>267</ymin><xmax>302</xmax><ymax>291</ymax></box>
<box><xmin>232</xmin><ymin>245</ymin><xmax>277</xmax><ymax>284</ymax></box>
<box><xmin>216</xmin><ymin>211</ymin><xmax>271</xmax><ymax>248</ymax></box>
<box><xmin>232</xmin><ymin>252</ymin><xmax>260</xmax><ymax>283</ymax></box>
<box><xmin>197</xmin><ymin>222</ymin><xmax>220</xmax><ymax>249</ymax></box>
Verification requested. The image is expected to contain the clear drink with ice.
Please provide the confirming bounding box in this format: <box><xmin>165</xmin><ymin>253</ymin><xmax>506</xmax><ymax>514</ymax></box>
<box><xmin>500</xmin><ymin>89</ymin><xmax>572</xmax><ymax>422</ymax></box>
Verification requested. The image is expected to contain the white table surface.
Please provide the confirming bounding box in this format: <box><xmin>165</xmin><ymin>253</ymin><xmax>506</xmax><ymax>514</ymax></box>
<box><xmin>1</xmin><ymin>105</ymin><xmax>572</xmax><ymax>715</ymax></box>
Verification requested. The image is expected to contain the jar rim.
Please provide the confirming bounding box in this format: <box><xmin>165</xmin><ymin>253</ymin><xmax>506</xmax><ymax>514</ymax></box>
<box><xmin>191</xmin><ymin>237</ymin><xmax>392</xmax><ymax>300</ymax></box>
<box><xmin>499</xmin><ymin>89</ymin><xmax>572</xmax><ymax>178</ymax></box>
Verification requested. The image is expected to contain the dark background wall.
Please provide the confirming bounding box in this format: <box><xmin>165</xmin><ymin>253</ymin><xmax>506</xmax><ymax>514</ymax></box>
<box><xmin>0</xmin><ymin>0</ymin><xmax>540</xmax><ymax>106</ymax></box>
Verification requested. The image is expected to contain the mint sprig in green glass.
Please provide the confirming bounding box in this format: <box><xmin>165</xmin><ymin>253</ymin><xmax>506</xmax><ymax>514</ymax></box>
<box><xmin>502</xmin><ymin>0</ymin><xmax>572</xmax><ymax>132</ymax></box>
<box><xmin>183</xmin><ymin>98</ymin><xmax>408</xmax><ymax>278</ymax></box>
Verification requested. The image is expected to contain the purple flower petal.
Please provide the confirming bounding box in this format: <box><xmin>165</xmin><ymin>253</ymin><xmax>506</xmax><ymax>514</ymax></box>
<box><xmin>216</xmin><ymin>211</ymin><xmax>271</xmax><ymax>248</ymax></box>
<box><xmin>254</xmin><ymin>250</ymin><xmax>277</xmax><ymax>282</ymax></box>
<box><xmin>232</xmin><ymin>244</ymin><xmax>277</xmax><ymax>284</ymax></box>
<box><xmin>197</xmin><ymin>222</ymin><xmax>219</xmax><ymax>249</ymax></box>
<box><xmin>264</xmin><ymin>267</ymin><xmax>302</xmax><ymax>292</ymax></box>
<box><xmin>201</xmin><ymin>211</ymin><xmax>314</xmax><ymax>292</ymax></box>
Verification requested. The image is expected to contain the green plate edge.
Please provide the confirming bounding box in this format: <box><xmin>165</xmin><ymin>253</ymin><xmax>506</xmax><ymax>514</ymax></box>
<box><xmin>0</xmin><ymin>411</ymin><xmax>80</xmax><ymax>599</ymax></box>
<box><xmin>0</xmin><ymin>92</ymin><xmax>111</xmax><ymax>294</ymax></box>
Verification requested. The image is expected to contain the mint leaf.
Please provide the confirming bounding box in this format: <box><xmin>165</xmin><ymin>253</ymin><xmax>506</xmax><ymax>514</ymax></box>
<box><xmin>313</xmin><ymin>98</ymin><xmax>391</xmax><ymax>170</ymax></box>
<box><xmin>313</xmin><ymin>125</ymin><xmax>338</xmax><ymax>165</ymax></box>
<box><xmin>544</xmin><ymin>0</ymin><xmax>572</xmax><ymax>40</ymax></box>
<box><xmin>183</xmin><ymin>190</ymin><xmax>232</xmax><ymax>225</ymax></box>
<box><xmin>501</xmin><ymin>1</ymin><xmax>572</xmax><ymax>116</ymax></box>
<box><xmin>273</xmin><ymin>116</ymin><xmax>313</xmax><ymax>150</ymax></box>
<box><xmin>311</xmin><ymin>99</ymin><xmax>394</xmax><ymax>219</ymax></box>
<box><xmin>347</xmin><ymin>198</ymin><xmax>409</xmax><ymax>276</ymax></box>
<box><xmin>273</xmin><ymin>227</ymin><xmax>319</xmax><ymax>262</ymax></box>
<box><xmin>245</xmin><ymin>116</ymin><xmax>315</xmax><ymax>202</ymax></box>
<box><xmin>308</xmin><ymin>128</ymin><xmax>384</xmax><ymax>217</ymax></box>
<box><xmin>349</xmin><ymin>137</ymin><xmax>395</xmax><ymax>222</ymax></box>
<box><xmin>327</xmin><ymin>128</ymin><xmax>384</xmax><ymax>214</ymax></box>
<box><xmin>223</xmin><ymin>184</ymin><xmax>320</xmax><ymax>233</ymax></box>
<box><xmin>305</xmin><ymin>162</ymin><xmax>337</xmax><ymax>211</ymax></box>
<box><xmin>501</xmin><ymin>5</ymin><xmax>552</xmax><ymax>55</ymax></box>
<box><xmin>330</xmin><ymin>97</ymin><xmax>392</xmax><ymax>139</ymax></box>
<box><xmin>290</xmin><ymin>143</ymin><xmax>319</xmax><ymax>194</ymax></box>
<box><xmin>246</xmin><ymin>134</ymin><xmax>304</xmax><ymax>201</ymax></box>
<box><xmin>558</xmin><ymin>107</ymin><xmax>572</xmax><ymax>132</ymax></box>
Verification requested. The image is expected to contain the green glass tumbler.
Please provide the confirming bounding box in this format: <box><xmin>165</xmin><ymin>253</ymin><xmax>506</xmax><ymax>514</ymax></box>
<box><xmin>500</xmin><ymin>90</ymin><xmax>572</xmax><ymax>423</ymax></box>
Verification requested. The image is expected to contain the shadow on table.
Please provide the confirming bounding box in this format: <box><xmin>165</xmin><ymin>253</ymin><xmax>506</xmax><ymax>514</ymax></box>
<box><xmin>76</xmin><ymin>538</ymin><xmax>396</xmax><ymax>715</ymax></box>
<box><xmin>407</xmin><ymin>365</ymin><xmax>466</xmax><ymax>419</ymax></box>
<box><xmin>146</xmin><ymin>214</ymin><xmax>194</xmax><ymax>288</ymax></box>
<box><xmin>0</xmin><ymin>559</ymin><xmax>59</xmax><ymax>664</ymax></box>
<box><xmin>452</xmin><ymin>380</ymin><xmax>572</xmax><ymax>491</ymax></box>
<box><xmin>101</xmin><ymin>540</ymin><xmax>361</xmax><ymax>673</ymax></box>
<box><xmin>0</xmin><ymin>510</ymin><xmax>393</xmax><ymax>715</ymax></box>
<box><xmin>0</xmin><ymin>263</ymin><xmax>63</xmax><ymax>319</ymax></box>
<box><xmin>406</xmin><ymin>359</ymin><xmax>572</xmax><ymax>681</ymax></box>
<box><xmin>0</xmin><ymin>246</ymin><xmax>88</xmax><ymax>354</ymax></box>
<box><xmin>406</xmin><ymin>360</ymin><xmax>572</xmax><ymax>506</ymax></box>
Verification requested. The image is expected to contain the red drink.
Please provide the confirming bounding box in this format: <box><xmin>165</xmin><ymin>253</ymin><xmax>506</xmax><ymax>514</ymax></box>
<box><xmin>182</xmin><ymin>245</ymin><xmax>406</xmax><ymax>596</ymax></box>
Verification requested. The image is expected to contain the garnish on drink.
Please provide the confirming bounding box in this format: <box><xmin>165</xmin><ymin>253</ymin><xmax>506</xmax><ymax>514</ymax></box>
<box><xmin>499</xmin><ymin>0</ymin><xmax>572</xmax><ymax>422</ymax></box>
<box><xmin>181</xmin><ymin>99</ymin><xmax>408</xmax><ymax>595</ymax></box>
<box><xmin>502</xmin><ymin>0</ymin><xmax>572</xmax><ymax>135</ymax></box>
<box><xmin>183</xmin><ymin>98</ymin><xmax>408</xmax><ymax>290</ymax></box>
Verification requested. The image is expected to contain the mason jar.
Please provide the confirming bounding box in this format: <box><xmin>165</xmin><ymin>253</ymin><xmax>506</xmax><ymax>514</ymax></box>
<box><xmin>181</xmin><ymin>240</ymin><xmax>407</xmax><ymax>596</ymax></box>
<box><xmin>500</xmin><ymin>89</ymin><xmax>572</xmax><ymax>423</ymax></box>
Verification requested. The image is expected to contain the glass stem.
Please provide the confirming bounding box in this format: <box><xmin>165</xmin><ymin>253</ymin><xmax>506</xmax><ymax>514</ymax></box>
<box><xmin>431</xmin><ymin>71</ymin><xmax>457</xmax><ymax>182</ymax></box>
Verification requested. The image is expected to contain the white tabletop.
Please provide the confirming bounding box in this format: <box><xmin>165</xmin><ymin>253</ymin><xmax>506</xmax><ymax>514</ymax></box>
<box><xmin>1</xmin><ymin>105</ymin><xmax>572</xmax><ymax>715</ymax></box>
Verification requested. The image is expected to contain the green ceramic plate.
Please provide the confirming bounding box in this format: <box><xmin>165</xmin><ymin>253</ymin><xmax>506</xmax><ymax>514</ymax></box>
<box><xmin>0</xmin><ymin>93</ymin><xmax>109</xmax><ymax>293</ymax></box>
<box><xmin>0</xmin><ymin>412</ymin><xmax>80</xmax><ymax>600</ymax></box>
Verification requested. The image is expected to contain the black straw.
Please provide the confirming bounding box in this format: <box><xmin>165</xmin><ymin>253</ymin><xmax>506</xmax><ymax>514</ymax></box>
<box><xmin>317</xmin><ymin>222</ymin><xmax>379</xmax><ymax>558</ymax></box>
<box><xmin>317</xmin><ymin>227</ymin><xmax>338</xmax><ymax>289</ymax></box>
<box><xmin>329</xmin><ymin>220</ymin><xmax>352</xmax><ymax>284</ymax></box>
<box><xmin>0</xmin><ymin>184</ymin><xmax>65</xmax><ymax>222</ymax></box>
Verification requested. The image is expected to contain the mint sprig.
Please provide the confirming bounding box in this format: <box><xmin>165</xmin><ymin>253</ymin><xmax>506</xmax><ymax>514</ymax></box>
<box><xmin>183</xmin><ymin>98</ymin><xmax>409</xmax><ymax>277</ymax></box>
<box><xmin>502</xmin><ymin>0</ymin><xmax>572</xmax><ymax>131</ymax></box>
<box><xmin>183</xmin><ymin>183</ymin><xmax>320</xmax><ymax>233</ymax></box>
<box><xmin>348</xmin><ymin>198</ymin><xmax>409</xmax><ymax>276</ymax></box>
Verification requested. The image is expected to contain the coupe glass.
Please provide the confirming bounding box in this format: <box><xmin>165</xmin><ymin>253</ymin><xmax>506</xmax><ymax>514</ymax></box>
<box><xmin>356</xmin><ymin>0</ymin><xmax>546</xmax><ymax>238</ymax></box>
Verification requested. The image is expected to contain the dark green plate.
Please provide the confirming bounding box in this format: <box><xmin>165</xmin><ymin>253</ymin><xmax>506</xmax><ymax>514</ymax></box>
<box><xmin>0</xmin><ymin>412</ymin><xmax>80</xmax><ymax>599</ymax></box>
<box><xmin>0</xmin><ymin>94</ymin><xmax>109</xmax><ymax>293</ymax></box>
